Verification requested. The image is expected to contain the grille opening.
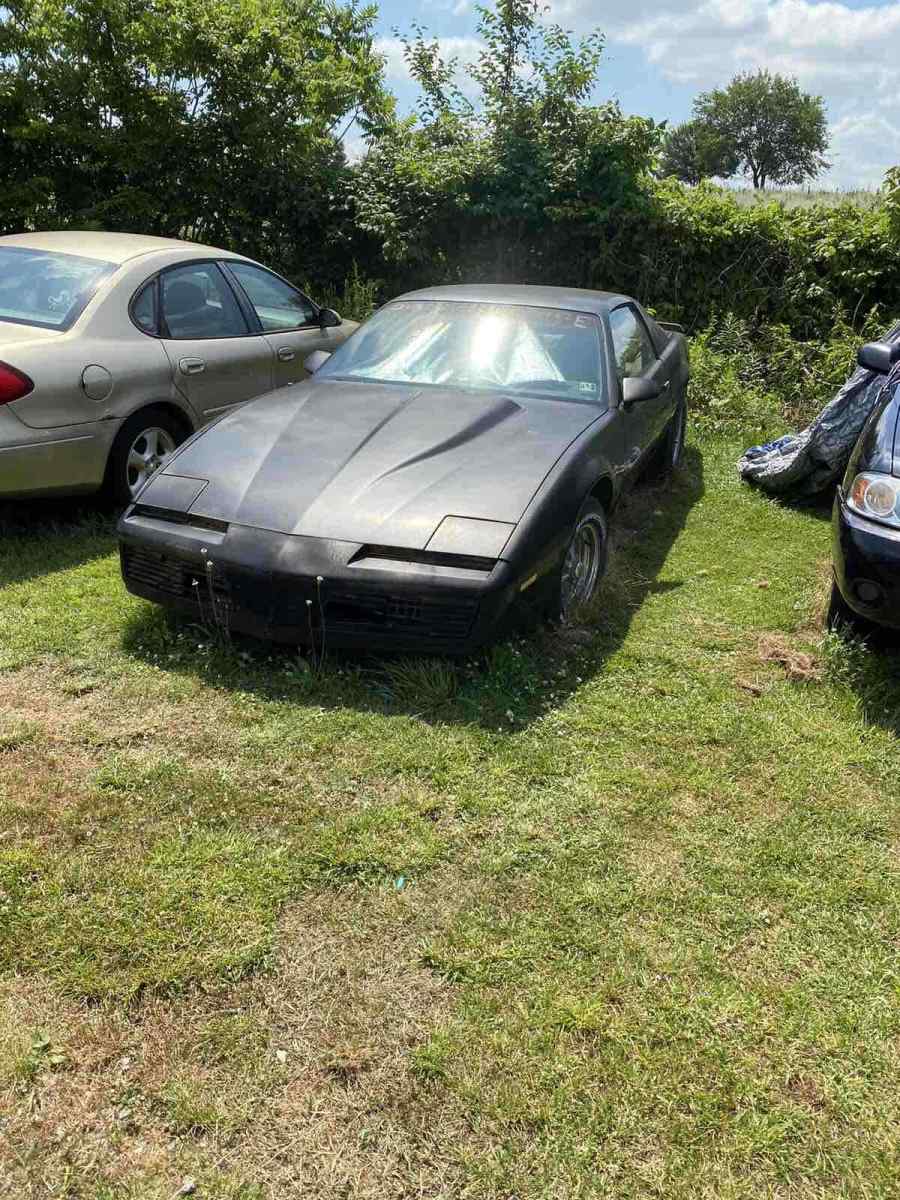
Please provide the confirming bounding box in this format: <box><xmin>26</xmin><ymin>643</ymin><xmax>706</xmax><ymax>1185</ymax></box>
<box><xmin>122</xmin><ymin>548</ymin><xmax>479</xmax><ymax>640</ymax></box>
<box><xmin>325</xmin><ymin>590</ymin><xmax>477</xmax><ymax>638</ymax></box>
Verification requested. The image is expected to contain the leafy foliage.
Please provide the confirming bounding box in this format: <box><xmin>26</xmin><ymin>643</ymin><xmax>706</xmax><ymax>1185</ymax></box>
<box><xmin>659</xmin><ymin>119</ymin><xmax>738</xmax><ymax>185</ymax></box>
<box><xmin>0</xmin><ymin>0</ymin><xmax>895</xmax><ymax>360</ymax></box>
<box><xmin>693</xmin><ymin>71</ymin><xmax>830</xmax><ymax>190</ymax></box>
<box><xmin>688</xmin><ymin>311</ymin><xmax>885</xmax><ymax>436</ymax></box>
<box><xmin>0</xmin><ymin>0</ymin><xmax>392</xmax><ymax>284</ymax></box>
<box><xmin>352</xmin><ymin>0</ymin><xmax>660</xmax><ymax>286</ymax></box>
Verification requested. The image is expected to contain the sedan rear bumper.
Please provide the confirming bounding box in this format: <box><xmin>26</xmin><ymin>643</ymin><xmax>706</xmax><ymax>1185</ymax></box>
<box><xmin>0</xmin><ymin>409</ymin><xmax>116</xmax><ymax>498</ymax></box>
<box><xmin>118</xmin><ymin>511</ymin><xmax>540</xmax><ymax>653</ymax></box>
<box><xmin>832</xmin><ymin>489</ymin><xmax>900</xmax><ymax>630</ymax></box>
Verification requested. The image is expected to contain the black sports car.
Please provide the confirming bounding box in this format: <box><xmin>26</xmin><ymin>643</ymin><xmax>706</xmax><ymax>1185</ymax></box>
<box><xmin>118</xmin><ymin>285</ymin><xmax>689</xmax><ymax>653</ymax></box>
<box><xmin>831</xmin><ymin>337</ymin><xmax>900</xmax><ymax>634</ymax></box>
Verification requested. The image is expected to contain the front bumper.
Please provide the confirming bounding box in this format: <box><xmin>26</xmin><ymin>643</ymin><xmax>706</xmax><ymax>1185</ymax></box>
<box><xmin>118</xmin><ymin>512</ymin><xmax>539</xmax><ymax>653</ymax></box>
<box><xmin>832</xmin><ymin>489</ymin><xmax>900</xmax><ymax>629</ymax></box>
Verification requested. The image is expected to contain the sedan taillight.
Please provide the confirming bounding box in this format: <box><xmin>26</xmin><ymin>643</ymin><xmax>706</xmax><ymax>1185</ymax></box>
<box><xmin>0</xmin><ymin>362</ymin><xmax>34</xmax><ymax>405</ymax></box>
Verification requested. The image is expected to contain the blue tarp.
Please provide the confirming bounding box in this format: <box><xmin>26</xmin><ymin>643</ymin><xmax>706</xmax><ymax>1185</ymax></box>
<box><xmin>739</xmin><ymin>324</ymin><xmax>900</xmax><ymax>498</ymax></box>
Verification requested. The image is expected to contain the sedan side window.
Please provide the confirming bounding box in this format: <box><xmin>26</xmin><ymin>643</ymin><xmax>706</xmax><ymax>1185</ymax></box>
<box><xmin>609</xmin><ymin>305</ymin><xmax>656</xmax><ymax>379</ymax></box>
<box><xmin>225</xmin><ymin>261</ymin><xmax>317</xmax><ymax>332</ymax></box>
<box><xmin>132</xmin><ymin>280</ymin><xmax>158</xmax><ymax>334</ymax></box>
<box><xmin>160</xmin><ymin>263</ymin><xmax>248</xmax><ymax>340</ymax></box>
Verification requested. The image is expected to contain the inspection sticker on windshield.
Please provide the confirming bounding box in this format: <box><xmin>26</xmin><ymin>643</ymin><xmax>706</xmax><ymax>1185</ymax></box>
<box><xmin>578</xmin><ymin>381</ymin><xmax>597</xmax><ymax>394</ymax></box>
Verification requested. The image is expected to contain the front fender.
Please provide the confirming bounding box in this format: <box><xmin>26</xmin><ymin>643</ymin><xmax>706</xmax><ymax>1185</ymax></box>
<box><xmin>844</xmin><ymin>378</ymin><xmax>900</xmax><ymax>484</ymax></box>
<box><xmin>501</xmin><ymin>407</ymin><xmax>623</xmax><ymax>578</ymax></box>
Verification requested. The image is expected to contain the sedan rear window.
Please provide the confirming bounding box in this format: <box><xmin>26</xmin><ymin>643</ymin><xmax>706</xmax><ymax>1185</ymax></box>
<box><xmin>0</xmin><ymin>246</ymin><xmax>116</xmax><ymax>330</ymax></box>
<box><xmin>317</xmin><ymin>300</ymin><xmax>606</xmax><ymax>404</ymax></box>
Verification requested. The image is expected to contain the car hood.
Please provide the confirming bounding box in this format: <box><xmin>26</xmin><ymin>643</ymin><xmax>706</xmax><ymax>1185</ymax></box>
<box><xmin>151</xmin><ymin>379</ymin><xmax>600</xmax><ymax>549</ymax></box>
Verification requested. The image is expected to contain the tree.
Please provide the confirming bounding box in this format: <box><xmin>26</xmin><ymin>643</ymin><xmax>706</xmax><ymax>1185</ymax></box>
<box><xmin>659</xmin><ymin>120</ymin><xmax>738</xmax><ymax>185</ymax></box>
<box><xmin>353</xmin><ymin>0</ymin><xmax>660</xmax><ymax>283</ymax></box>
<box><xmin>692</xmin><ymin>70</ymin><xmax>829</xmax><ymax>190</ymax></box>
<box><xmin>0</xmin><ymin>0</ymin><xmax>393</xmax><ymax>282</ymax></box>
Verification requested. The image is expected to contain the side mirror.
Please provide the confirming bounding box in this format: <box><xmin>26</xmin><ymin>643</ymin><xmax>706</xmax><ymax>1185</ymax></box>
<box><xmin>319</xmin><ymin>307</ymin><xmax>342</xmax><ymax>329</ymax></box>
<box><xmin>304</xmin><ymin>349</ymin><xmax>332</xmax><ymax>374</ymax></box>
<box><xmin>622</xmin><ymin>376</ymin><xmax>661</xmax><ymax>405</ymax></box>
<box><xmin>857</xmin><ymin>340</ymin><xmax>900</xmax><ymax>375</ymax></box>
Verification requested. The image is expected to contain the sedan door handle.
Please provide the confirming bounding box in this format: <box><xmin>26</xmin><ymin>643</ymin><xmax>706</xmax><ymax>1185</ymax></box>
<box><xmin>277</xmin><ymin>347</ymin><xmax>295</xmax><ymax>362</ymax></box>
<box><xmin>179</xmin><ymin>358</ymin><xmax>206</xmax><ymax>376</ymax></box>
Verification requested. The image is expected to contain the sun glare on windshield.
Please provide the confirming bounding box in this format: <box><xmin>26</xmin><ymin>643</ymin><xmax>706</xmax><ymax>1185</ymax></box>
<box><xmin>318</xmin><ymin>300</ymin><xmax>605</xmax><ymax>404</ymax></box>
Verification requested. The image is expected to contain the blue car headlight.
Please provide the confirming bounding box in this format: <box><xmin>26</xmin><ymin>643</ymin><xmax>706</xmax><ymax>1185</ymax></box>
<box><xmin>847</xmin><ymin>472</ymin><xmax>900</xmax><ymax>528</ymax></box>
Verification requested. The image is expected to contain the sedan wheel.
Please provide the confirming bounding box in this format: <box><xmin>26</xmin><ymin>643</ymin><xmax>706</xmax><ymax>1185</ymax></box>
<box><xmin>106</xmin><ymin>406</ymin><xmax>188</xmax><ymax>506</ymax></box>
<box><xmin>126</xmin><ymin>426</ymin><xmax>177</xmax><ymax>498</ymax></box>
<box><xmin>558</xmin><ymin>501</ymin><xmax>608</xmax><ymax>622</ymax></box>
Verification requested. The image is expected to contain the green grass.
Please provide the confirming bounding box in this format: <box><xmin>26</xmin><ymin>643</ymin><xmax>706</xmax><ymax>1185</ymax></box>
<box><xmin>728</xmin><ymin>186</ymin><xmax>883</xmax><ymax>210</ymax></box>
<box><xmin>3</xmin><ymin>437</ymin><xmax>900</xmax><ymax>1197</ymax></box>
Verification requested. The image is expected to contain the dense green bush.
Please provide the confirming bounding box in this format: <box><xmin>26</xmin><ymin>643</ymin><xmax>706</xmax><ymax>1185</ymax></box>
<box><xmin>0</xmin><ymin>0</ymin><xmax>392</xmax><ymax>287</ymax></box>
<box><xmin>3</xmin><ymin>0</ymin><xmax>897</xmax><ymax>406</ymax></box>
<box><xmin>687</xmin><ymin>310</ymin><xmax>887</xmax><ymax>438</ymax></box>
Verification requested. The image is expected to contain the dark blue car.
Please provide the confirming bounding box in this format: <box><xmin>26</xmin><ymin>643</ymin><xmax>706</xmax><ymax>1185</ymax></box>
<box><xmin>831</xmin><ymin>339</ymin><xmax>900</xmax><ymax>633</ymax></box>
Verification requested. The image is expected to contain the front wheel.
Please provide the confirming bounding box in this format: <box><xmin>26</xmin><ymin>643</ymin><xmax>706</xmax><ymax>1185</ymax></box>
<box><xmin>650</xmin><ymin>397</ymin><xmax>687</xmax><ymax>481</ymax></box>
<box><xmin>546</xmin><ymin>499</ymin><xmax>609</xmax><ymax>624</ymax></box>
<box><xmin>105</xmin><ymin>407</ymin><xmax>187</xmax><ymax>506</ymax></box>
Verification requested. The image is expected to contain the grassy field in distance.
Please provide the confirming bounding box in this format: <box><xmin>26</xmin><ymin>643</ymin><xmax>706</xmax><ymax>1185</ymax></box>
<box><xmin>727</xmin><ymin>186</ymin><xmax>883</xmax><ymax>209</ymax></box>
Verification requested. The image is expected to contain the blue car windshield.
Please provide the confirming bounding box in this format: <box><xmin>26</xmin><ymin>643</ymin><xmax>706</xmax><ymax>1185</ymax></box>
<box><xmin>318</xmin><ymin>300</ymin><xmax>606</xmax><ymax>404</ymax></box>
<box><xmin>0</xmin><ymin>247</ymin><xmax>116</xmax><ymax>330</ymax></box>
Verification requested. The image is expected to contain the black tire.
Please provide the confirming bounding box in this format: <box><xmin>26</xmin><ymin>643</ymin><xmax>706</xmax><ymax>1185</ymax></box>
<box><xmin>544</xmin><ymin>498</ymin><xmax>609</xmax><ymax>625</ymax></box>
<box><xmin>826</xmin><ymin>580</ymin><xmax>871</xmax><ymax>638</ymax></box>
<box><xmin>105</xmin><ymin>406</ymin><xmax>189</xmax><ymax>507</ymax></box>
<box><xmin>649</xmin><ymin>397</ymin><xmax>687</xmax><ymax>481</ymax></box>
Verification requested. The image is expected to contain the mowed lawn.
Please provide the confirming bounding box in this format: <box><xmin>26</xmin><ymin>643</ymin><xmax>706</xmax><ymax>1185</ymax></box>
<box><xmin>3</xmin><ymin>436</ymin><xmax>900</xmax><ymax>1199</ymax></box>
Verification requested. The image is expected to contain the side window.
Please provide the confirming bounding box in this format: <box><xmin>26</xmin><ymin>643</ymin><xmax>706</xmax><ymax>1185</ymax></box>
<box><xmin>160</xmin><ymin>263</ymin><xmax>248</xmax><ymax>340</ymax></box>
<box><xmin>132</xmin><ymin>280</ymin><xmax>158</xmax><ymax>334</ymax></box>
<box><xmin>609</xmin><ymin>305</ymin><xmax>656</xmax><ymax>380</ymax></box>
<box><xmin>225</xmin><ymin>261</ymin><xmax>317</xmax><ymax>332</ymax></box>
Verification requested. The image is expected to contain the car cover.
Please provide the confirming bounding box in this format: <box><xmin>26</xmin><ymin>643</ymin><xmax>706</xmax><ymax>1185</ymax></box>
<box><xmin>739</xmin><ymin>322</ymin><xmax>900</xmax><ymax>498</ymax></box>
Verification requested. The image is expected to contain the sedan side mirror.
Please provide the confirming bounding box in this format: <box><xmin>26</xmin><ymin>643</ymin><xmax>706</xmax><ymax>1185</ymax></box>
<box><xmin>304</xmin><ymin>350</ymin><xmax>332</xmax><ymax>374</ymax></box>
<box><xmin>319</xmin><ymin>307</ymin><xmax>342</xmax><ymax>329</ymax></box>
<box><xmin>622</xmin><ymin>376</ymin><xmax>661</xmax><ymax>405</ymax></box>
<box><xmin>857</xmin><ymin>340</ymin><xmax>900</xmax><ymax>375</ymax></box>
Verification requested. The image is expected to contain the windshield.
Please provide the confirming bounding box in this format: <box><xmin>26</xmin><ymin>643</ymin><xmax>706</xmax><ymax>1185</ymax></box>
<box><xmin>0</xmin><ymin>246</ymin><xmax>116</xmax><ymax>330</ymax></box>
<box><xmin>318</xmin><ymin>300</ymin><xmax>606</xmax><ymax>404</ymax></box>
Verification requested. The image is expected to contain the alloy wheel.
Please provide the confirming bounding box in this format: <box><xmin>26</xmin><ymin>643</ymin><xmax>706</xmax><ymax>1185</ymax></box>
<box><xmin>560</xmin><ymin>515</ymin><xmax>605</xmax><ymax>618</ymax></box>
<box><xmin>126</xmin><ymin>426</ymin><xmax>177</xmax><ymax>498</ymax></box>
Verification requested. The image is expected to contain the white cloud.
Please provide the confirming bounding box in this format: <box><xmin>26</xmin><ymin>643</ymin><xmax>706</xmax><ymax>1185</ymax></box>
<box><xmin>547</xmin><ymin>0</ymin><xmax>900</xmax><ymax>186</ymax></box>
<box><xmin>375</xmin><ymin>34</ymin><xmax>484</xmax><ymax>90</ymax></box>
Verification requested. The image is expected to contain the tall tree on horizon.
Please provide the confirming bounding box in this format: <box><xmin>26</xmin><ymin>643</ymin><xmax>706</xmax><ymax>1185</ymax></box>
<box><xmin>692</xmin><ymin>70</ymin><xmax>829</xmax><ymax>190</ymax></box>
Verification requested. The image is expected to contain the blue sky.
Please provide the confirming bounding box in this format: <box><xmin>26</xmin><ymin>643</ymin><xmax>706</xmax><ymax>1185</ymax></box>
<box><xmin>369</xmin><ymin>0</ymin><xmax>900</xmax><ymax>188</ymax></box>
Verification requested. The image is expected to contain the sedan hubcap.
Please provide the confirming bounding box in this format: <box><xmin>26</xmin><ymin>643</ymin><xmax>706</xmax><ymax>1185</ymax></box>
<box><xmin>126</xmin><ymin>426</ymin><xmax>177</xmax><ymax>497</ymax></box>
<box><xmin>560</xmin><ymin>516</ymin><xmax>604</xmax><ymax>618</ymax></box>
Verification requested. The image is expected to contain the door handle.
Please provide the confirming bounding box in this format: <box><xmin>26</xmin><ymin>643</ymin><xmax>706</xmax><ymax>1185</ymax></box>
<box><xmin>277</xmin><ymin>347</ymin><xmax>295</xmax><ymax>362</ymax></box>
<box><xmin>179</xmin><ymin>358</ymin><xmax>206</xmax><ymax>376</ymax></box>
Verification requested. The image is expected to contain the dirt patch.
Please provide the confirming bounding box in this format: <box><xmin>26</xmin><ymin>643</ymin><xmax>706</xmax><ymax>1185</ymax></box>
<box><xmin>0</xmin><ymin>879</ymin><xmax>478</xmax><ymax>1198</ymax></box>
<box><xmin>757</xmin><ymin>633</ymin><xmax>823</xmax><ymax>684</ymax></box>
<box><xmin>231</xmin><ymin>884</ymin><xmax>470</xmax><ymax>1197</ymax></box>
<box><xmin>786</xmin><ymin>1072</ymin><xmax>829</xmax><ymax>1112</ymax></box>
